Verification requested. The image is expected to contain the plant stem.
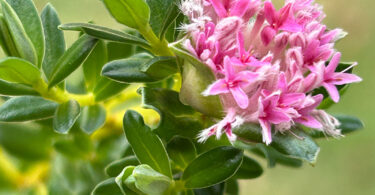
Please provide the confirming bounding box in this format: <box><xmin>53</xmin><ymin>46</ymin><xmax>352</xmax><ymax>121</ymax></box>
<box><xmin>33</xmin><ymin>79</ymin><xmax>95</xmax><ymax>106</ymax></box>
<box><xmin>138</xmin><ymin>25</ymin><xmax>175</xmax><ymax>57</ymax></box>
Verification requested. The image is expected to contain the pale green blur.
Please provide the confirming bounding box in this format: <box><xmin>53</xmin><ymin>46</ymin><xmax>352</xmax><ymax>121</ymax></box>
<box><xmin>32</xmin><ymin>0</ymin><xmax>375</xmax><ymax>194</ymax></box>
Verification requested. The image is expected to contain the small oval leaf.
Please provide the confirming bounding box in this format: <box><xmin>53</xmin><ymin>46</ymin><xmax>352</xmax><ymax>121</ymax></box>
<box><xmin>80</xmin><ymin>104</ymin><xmax>106</xmax><ymax>134</ymax></box>
<box><xmin>0</xmin><ymin>79</ymin><xmax>38</xmax><ymax>96</ymax></box>
<box><xmin>0</xmin><ymin>57</ymin><xmax>41</xmax><ymax>85</ymax></box>
<box><xmin>0</xmin><ymin>96</ymin><xmax>57</xmax><ymax>122</ymax></box>
<box><xmin>53</xmin><ymin>100</ymin><xmax>81</xmax><ymax>134</ymax></box>
<box><xmin>182</xmin><ymin>146</ymin><xmax>243</xmax><ymax>189</ymax></box>
<box><xmin>48</xmin><ymin>34</ymin><xmax>98</xmax><ymax>88</ymax></box>
<box><xmin>41</xmin><ymin>3</ymin><xmax>66</xmax><ymax>80</ymax></box>
<box><xmin>233</xmin><ymin>124</ymin><xmax>320</xmax><ymax>164</ymax></box>
<box><xmin>59</xmin><ymin>23</ymin><xmax>150</xmax><ymax>49</ymax></box>
<box><xmin>115</xmin><ymin>166</ymin><xmax>138</xmax><ymax>195</ymax></box>
<box><xmin>102</xmin><ymin>56</ymin><xmax>162</xmax><ymax>83</ymax></box>
<box><xmin>132</xmin><ymin>164</ymin><xmax>172</xmax><ymax>195</ymax></box>
<box><xmin>103</xmin><ymin>0</ymin><xmax>150</xmax><ymax>30</ymax></box>
<box><xmin>167</xmin><ymin>136</ymin><xmax>197</xmax><ymax>170</ymax></box>
<box><xmin>123</xmin><ymin>110</ymin><xmax>172</xmax><ymax>178</ymax></box>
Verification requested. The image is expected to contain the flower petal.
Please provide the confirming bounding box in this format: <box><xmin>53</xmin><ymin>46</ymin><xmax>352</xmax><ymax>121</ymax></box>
<box><xmin>323</xmin><ymin>83</ymin><xmax>340</xmax><ymax>103</ymax></box>
<box><xmin>224</xmin><ymin>56</ymin><xmax>236</xmax><ymax>79</ymax></box>
<box><xmin>281</xmin><ymin>93</ymin><xmax>305</xmax><ymax>106</ymax></box>
<box><xmin>203</xmin><ymin>79</ymin><xmax>230</xmax><ymax>96</ymax></box>
<box><xmin>330</xmin><ymin>73</ymin><xmax>362</xmax><ymax>85</ymax></box>
<box><xmin>295</xmin><ymin>115</ymin><xmax>323</xmax><ymax>129</ymax></box>
<box><xmin>236</xmin><ymin>71</ymin><xmax>259</xmax><ymax>84</ymax></box>
<box><xmin>264</xmin><ymin>1</ymin><xmax>276</xmax><ymax>24</ymax></box>
<box><xmin>326</xmin><ymin>52</ymin><xmax>341</xmax><ymax>75</ymax></box>
<box><xmin>230</xmin><ymin>86</ymin><xmax>249</xmax><ymax>109</ymax></box>
<box><xmin>209</xmin><ymin>0</ymin><xmax>228</xmax><ymax>18</ymax></box>
<box><xmin>259</xmin><ymin>119</ymin><xmax>272</xmax><ymax>145</ymax></box>
<box><xmin>267</xmin><ymin>108</ymin><xmax>291</xmax><ymax>124</ymax></box>
<box><xmin>261</xmin><ymin>26</ymin><xmax>277</xmax><ymax>46</ymax></box>
<box><xmin>231</xmin><ymin>0</ymin><xmax>251</xmax><ymax>17</ymax></box>
<box><xmin>279</xmin><ymin>19</ymin><xmax>303</xmax><ymax>32</ymax></box>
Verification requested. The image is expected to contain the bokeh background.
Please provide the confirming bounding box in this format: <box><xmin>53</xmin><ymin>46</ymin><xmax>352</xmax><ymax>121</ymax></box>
<box><xmin>28</xmin><ymin>0</ymin><xmax>375</xmax><ymax>194</ymax></box>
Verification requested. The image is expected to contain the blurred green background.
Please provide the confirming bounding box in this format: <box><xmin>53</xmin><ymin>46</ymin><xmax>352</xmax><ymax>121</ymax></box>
<box><xmin>29</xmin><ymin>0</ymin><xmax>375</xmax><ymax>194</ymax></box>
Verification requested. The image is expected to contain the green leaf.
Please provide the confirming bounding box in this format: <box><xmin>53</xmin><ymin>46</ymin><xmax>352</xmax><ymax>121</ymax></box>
<box><xmin>233</xmin><ymin>156</ymin><xmax>263</xmax><ymax>179</ymax></box>
<box><xmin>171</xmin><ymin>45</ymin><xmax>224</xmax><ymax>117</ymax></box>
<box><xmin>116</xmin><ymin>166</ymin><xmax>139</xmax><ymax>195</ymax></box>
<box><xmin>59</xmin><ymin>23</ymin><xmax>150</xmax><ymax>49</ymax></box>
<box><xmin>107</xmin><ymin>41</ymin><xmax>134</xmax><ymax>61</ymax></box>
<box><xmin>233</xmin><ymin>124</ymin><xmax>320</xmax><ymax>164</ymax></box>
<box><xmin>41</xmin><ymin>3</ymin><xmax>66</xmax><ymax>80</ymax></box>
<box><xmin>123</xmin><ymin>110</ymin><xmax>172</xmax><ymax>178</ymax></box>
<box><xmin>0</xmin><ymin>96</ymin><xmax>57</xmax><ymax>122</ymax></box>
<box><xmin>1</xmin><ymin>0</ymin><xmax>37</xmax><ymax>65</ymax></box>
<box><xmin>193</xmin><ymin>183</ymin><xmax>225</xmax><ymax>195</ymax></box>
<box><xmin>102</xmin><ymin>56</ymin><xmax>151</xmax><ymax>83</ymax></box>
<box><xmin>103</xmin><ymin>0</ymin><xmax>150</xmax><ymax>30</ymax></box>
<box><xmin>0</xmin><ymin>122</ymin><xmax>53</xmax><ymax>161</ymax></box>
<box><xmin>166</xmin><ymin>136</ymin><xmax>197</xmax><ymax>170</ymax></box>
<box><xmin>0</xmin><ymin>79</ymin><xmax>38</xmax><ymax>96</ymax></box>
<box><xmin>48</xmin><ymin>34</ymin><xmax>98</xmax><ymax>88</ymax></box>
<box><xmin>0</xmin><ymin>57</ymin><xmax>41</xmax><ymax>85</ymax></box>
<box><xmin>93</xmin><ymin>78</ymin><xmax>129</xmax><ymax>102</ymax></box>
<box><xmin>250</xmin><ymin>143</ymin><xmax>303</xmax><ymax>168</ymax></box>
<box><xmin>6</xmin><ymin>0</ymin><xmax>45</xmax><ymax>67</ymax></box>
<box><xmin>0</xmin><ymin>14</ymin><xmax>19</xmax><ymax>56</ymax></box>
<box><xmin>80</xmin><ymin>104</ymin><xmax>106</xmax><ymax>134</ymax></box>
<box><xmin>182</xmin><ymin>146</ymin><xmax>243</xmax><ymax>189</ymax></box>
<box><xmin>102</xmin><ymin>55</ymin><xmax>177</xmax><ymax>83</ymax></box>
<box><xmin>145</xmin><ymin>0</ymin><xmax>179</xmax><ymax>37</ymax></box>
<box><xmin>138</xmin><ymin>87</ymin><xmax>202</xmax><ymax>141</ymax></box>
<box><xmin>83</xmin><ymin>40</ymin><xmax>107</xmax><ymax>91</ymax></box>
<box><xmin>139</xmin><ymin>56</ymin><xmax>178</xmax><ymax>80</ymax></box>
<box><xmin>233</xmin><ymin>142</ymin><xmax>267</xmax><ymax>168</ymax></box>
<box><xmin>225</xmin><ymin>179</ymin><xmax>239</xmax><ymax>195</ymax></box>
<box><xmin>132</xmin><ymin>164</ymin><xmax>172</xmax><ymax>195</ymax></box>
<box><xmin>53</xmin><ymin>100</ymin><xmax>81</xmax><ymax>134</ymax></box>
<box><xmin>92</xmin><ymin>178</ymin><xmax>123</xmax><ymax>195</ymax></box>
<box><xmin>105</xmin><ymin>156</ymin><xmax>140</xmax><ymax>177</ymax></box>
<box><xmin>309</xmin><ymin>115</ymin><xmax>364</xmax><ymax>138</ymax></box>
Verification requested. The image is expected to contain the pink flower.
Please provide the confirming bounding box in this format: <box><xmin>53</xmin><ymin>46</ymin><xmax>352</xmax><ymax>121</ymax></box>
<box><xmin>230</xmin><ymin>32</ymin><xmax>272</xmax><ymax>68</ymax></box>
<box><xmin>261</xmin><ymin>1</ymin><xmax>302</xmax><ymax>45</ymax></box>
<box><xmin>203</xmin><ymin>56</ymin><xmax>259</xmax><ymax>109</ymax></box>
<box><xmin>311</xmin><ymin>53</ymin><xmax>362</xmax><ymax>102</ymax></box>
<box><xmin>181</xmin><ymin>0</ymin><xmax>362</xmax><ymax>145</ymax></box>
<box><xmin>258</xmin><ymin>90</ymin><xmax>292</xmax><ymax>145</ymax></box>
<box><xmin>198</xmin><ymin>108</ymin><xmax>244</xmax><ymax>142</ymax></box>
<box><xmin>294</xmin><ymin>94</ymin><xmax>323</xmax><ymax>129</ymax></box>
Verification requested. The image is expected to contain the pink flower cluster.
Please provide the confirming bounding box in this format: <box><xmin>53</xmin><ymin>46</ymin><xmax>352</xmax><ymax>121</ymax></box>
<box><xmin>180</xmin><ymin>0</ymin><xmax>362</xmax><ymax>144</ymax></box>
